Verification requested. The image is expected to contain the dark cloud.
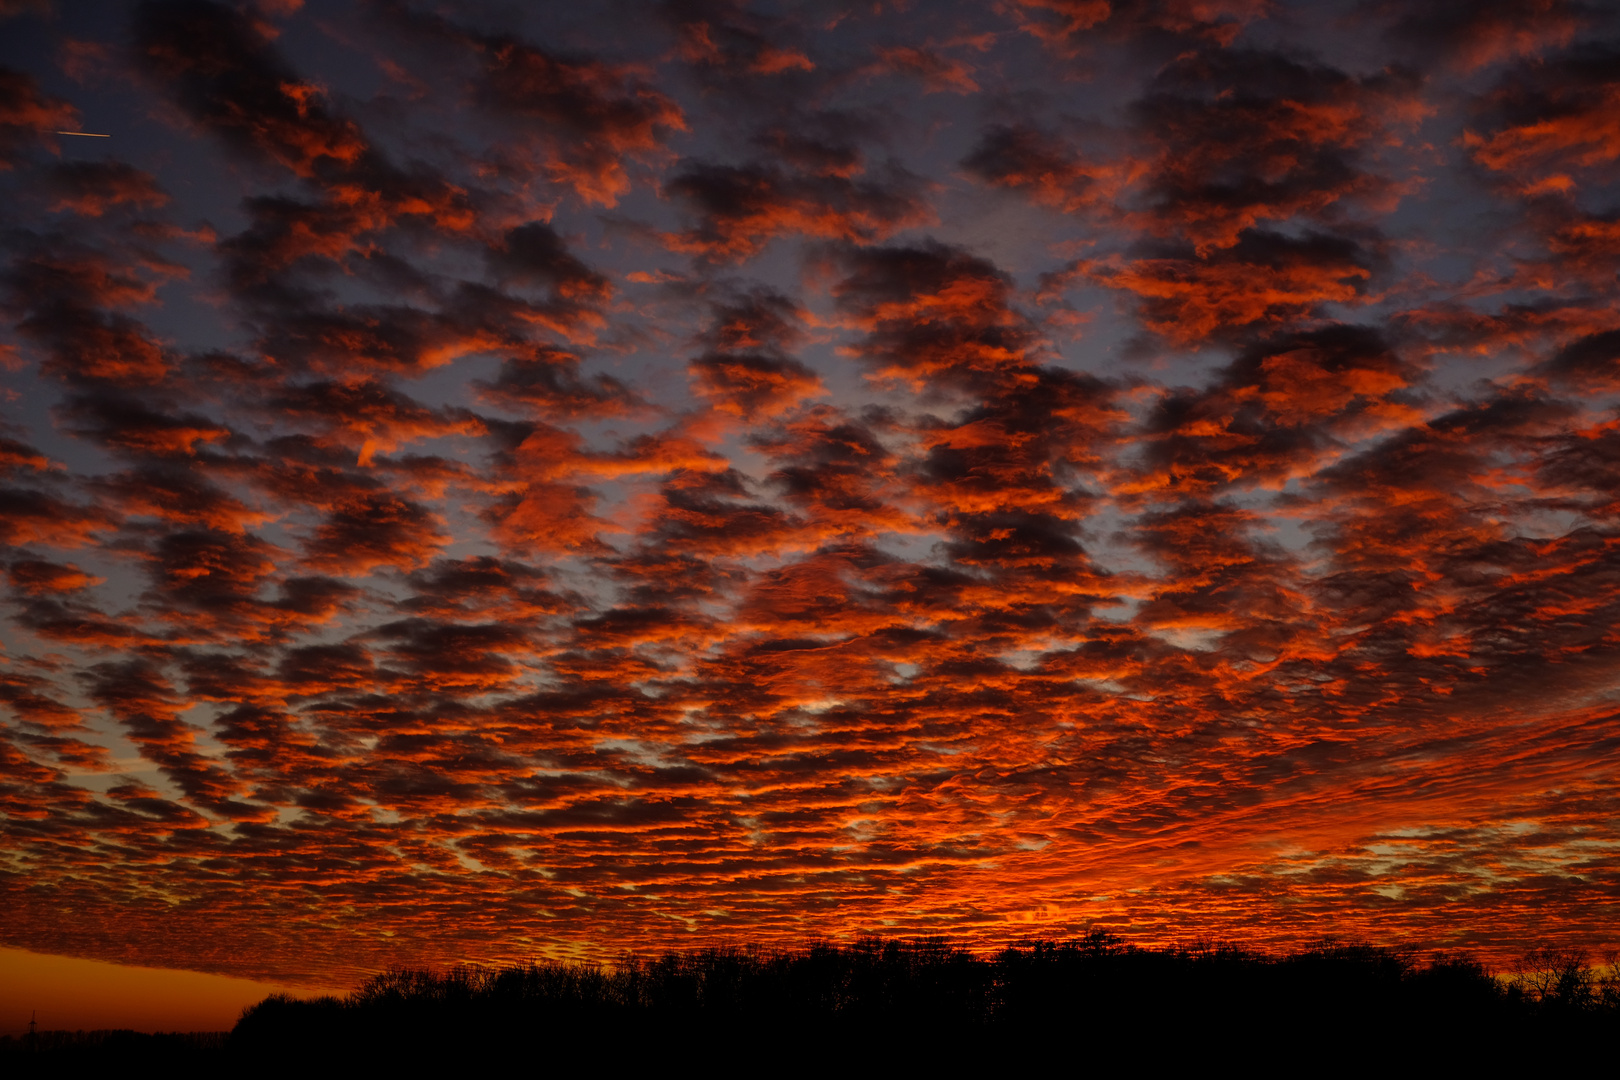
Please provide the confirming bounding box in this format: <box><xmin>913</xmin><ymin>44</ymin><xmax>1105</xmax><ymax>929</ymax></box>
<box><xmin>830</xmin><ymin>240</ymin><xmax>1040</xmax><ymax>389</ymax></box>
<box><xmin>55</xmin><ymin>391</ymin><xmax>235</xmax><ymax>459</ymax></box>
<box><xmin>1464</xmin><ymin>43</ymin><xmax>1620</xmax><ymax>194</ymax></box>
<box><xmin>374</xmin><ymin>0</ymin><xmax>686</xmax><ymax>207</ymax></box>
<box><xmin>688</xmin><ymin>290</ymin><xmax>821</xmax><ymax>418</ymax></box>
<box><xmin>2</xmin><ymin>235</ymin><xmax>178</xmax><ymax>386</ymax></box>
<box><xmin>1129</xmin><ymin>50</ymin><xmax>1421</xmax><ymax>251</ymax></box>
<box><xmin>268</xmin><ymin>379</ymin><xmax>481</xmax><ymax>466</ymax></box>
<box><xmin>475</xmin><ymin>345</ymin><xmax>642</xmax><ymax>419</ymax></box>
<box><xmin>8</xmin><ymin>558</ymin><xmax>103</xmax><ymax>595</ymax></box>
<box><xmin>961</xmin><ymin>123</ymin><xmax>1111</xmax><ymax>214</ymax></box>
<box><xmin>0</xmin><ymin>483</ymin><xmax>111</xmax><ymax>548</ymax></box>
<box><xmin>470</xmin><ymin>38</ymin><xmax>685</xmax><ymax>207</ymax></box>
<box><xmin>1536</xmin><ymin>327</ymin><xmax>1620</xmax><ymax>390</ymax></box>
<box><xmin>1131</xmin><ymin>324</ymin><xmax>1423</xmax><ymax>496</ymax></box>
<box><xmin>663</xmin><ymin>0</ymin><xmax>816</xmax><ymax>80</ymax></box>
<box><xmin>869</xmin><ymin>46</ymin><xmax>979</xmax><ymax>95</ymax></box>
<box><xmin>44</xmin><ymin>161</ymin><xmax>170</xmax><ymax>217</ymax></box>
<box><xmin>0</xmin><ymin>67</ymin><xmax>78</xmax><ymax>170</ymax></box>
<box><xmin>488</xmin><ymin>223</ymin><xmax>611</xmax><ymax>302</ymax></box>
<box><xmin>664</xmin><ymin>159</ymin><xmax>932</xmax><ymax>261</ymax></box>
<box><xmin>1010</xmin><ymin>0</ymin><xmax>1273</xmax><ymax>50</ymax></box>
<box><xmin>1376</xmin><ymin>0</ymin><xmax>1599</xmax><ymax>71</ymax></box>
<box><xmin>133</xmin><ymin>0</ymin><xmax>369</xmax><ymax>177</ymax></box>
<box><xmin>302</xmin><ymin>492</ymin><xmax>450</xmax><ymax>576</ymax></box>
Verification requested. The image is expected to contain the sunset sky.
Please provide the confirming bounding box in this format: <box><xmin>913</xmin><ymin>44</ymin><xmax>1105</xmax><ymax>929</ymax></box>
<box><xmin>2</xmin><ymin>0</ymin><xmax>1619</xmax><ymax>1018</ymax></box>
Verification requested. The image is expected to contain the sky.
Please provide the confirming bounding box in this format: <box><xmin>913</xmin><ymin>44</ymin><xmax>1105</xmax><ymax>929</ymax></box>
<box><xmin>1</xmin><ymin>0</ymin><xmax>1618</xmax><ymax>1009</ymax></box>
<box><xmin>0</xmin><ymin>947</ymin><xmax>331</xmax><ymax>1034</ymax></box>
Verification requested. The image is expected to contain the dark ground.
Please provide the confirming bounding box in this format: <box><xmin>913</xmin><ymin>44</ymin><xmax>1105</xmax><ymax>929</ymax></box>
<box><xmin>4</xmin><ymin>934</ymin><xmax>1616</xmax><ymax>1073</ymax></box>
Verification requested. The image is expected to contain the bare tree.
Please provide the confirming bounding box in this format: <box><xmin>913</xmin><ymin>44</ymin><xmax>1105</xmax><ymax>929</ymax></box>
<box><xmin>1514</xmin><ymin>945</ymin><xmax>1595</xmax><ymax>1011</ymax></box>
<box><xmin>1597</xmin><ymin>949</ymin><xmax>1620</xmax><ymax>1011</ymax></box>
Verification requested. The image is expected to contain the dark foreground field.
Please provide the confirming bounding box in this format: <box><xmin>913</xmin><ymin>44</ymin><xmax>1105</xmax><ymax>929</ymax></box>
<box><xmin>5</xmin><ymin>934</ymin><xmax>1618</xmax><ymax>1072</ymax></box>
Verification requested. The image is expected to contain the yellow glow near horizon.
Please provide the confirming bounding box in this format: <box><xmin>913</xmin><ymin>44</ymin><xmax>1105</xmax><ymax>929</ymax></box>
<box><xmin>0</xmin><ymin>948</ymin><xmax>342</xmax><ymax>1035</ymax></box>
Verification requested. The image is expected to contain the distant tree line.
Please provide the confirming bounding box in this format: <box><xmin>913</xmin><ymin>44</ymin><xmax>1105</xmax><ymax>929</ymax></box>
<box><xmin>5</xmin><ymin>934</ymin><xmax>1617</xmax><ymax>1072</ymax></box>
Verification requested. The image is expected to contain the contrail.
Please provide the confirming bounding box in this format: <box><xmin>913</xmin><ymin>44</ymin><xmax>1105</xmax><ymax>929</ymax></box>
<box><xmin>56</xmin><ymin>131</ymin><xmax>110</xmax><ymax>137</ymax></box>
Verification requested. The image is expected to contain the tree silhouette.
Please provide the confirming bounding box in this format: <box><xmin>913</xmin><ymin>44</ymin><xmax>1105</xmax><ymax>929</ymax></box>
<box><xmin>5</xmin><ymin>934</ymin><xmax>1617</xmax><ymax>1069</ymax></box>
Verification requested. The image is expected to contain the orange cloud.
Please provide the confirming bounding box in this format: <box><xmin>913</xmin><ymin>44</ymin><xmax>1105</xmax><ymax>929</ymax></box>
<box><xmin>1074</xmin><ymin>230</ymin><xmax>1377</xmax><ymax>344</ymax></box>
<box><xmin>1465</xmin><ymin>49</ymin><xmax>1620</xmax><ymax>194</ymax></box>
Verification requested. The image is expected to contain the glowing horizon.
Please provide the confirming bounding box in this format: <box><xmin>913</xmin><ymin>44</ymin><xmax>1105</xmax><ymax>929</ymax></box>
<box><xmin>1</xmin><ymin>0</ymin><xmax>1617</xmax><ymax>1000</ymax></box>
<box><xmin>0</xmin><ymin>947</ymin><xmax>336</xmax><ymax>1035</ymax></box>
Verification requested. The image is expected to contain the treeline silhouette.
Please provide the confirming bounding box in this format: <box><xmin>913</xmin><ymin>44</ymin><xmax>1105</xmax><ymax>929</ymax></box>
<box><xmin>6</xmin><ymin>934</ymin><xmax>1618</xmax><ymax>1072</ymax></box>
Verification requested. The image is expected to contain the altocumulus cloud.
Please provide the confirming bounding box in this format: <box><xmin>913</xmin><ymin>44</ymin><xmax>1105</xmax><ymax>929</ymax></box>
<box><xmin>0</xmin><ymin>0</ymin><xmax>1617</xmax><ymax>986</ymax></box>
